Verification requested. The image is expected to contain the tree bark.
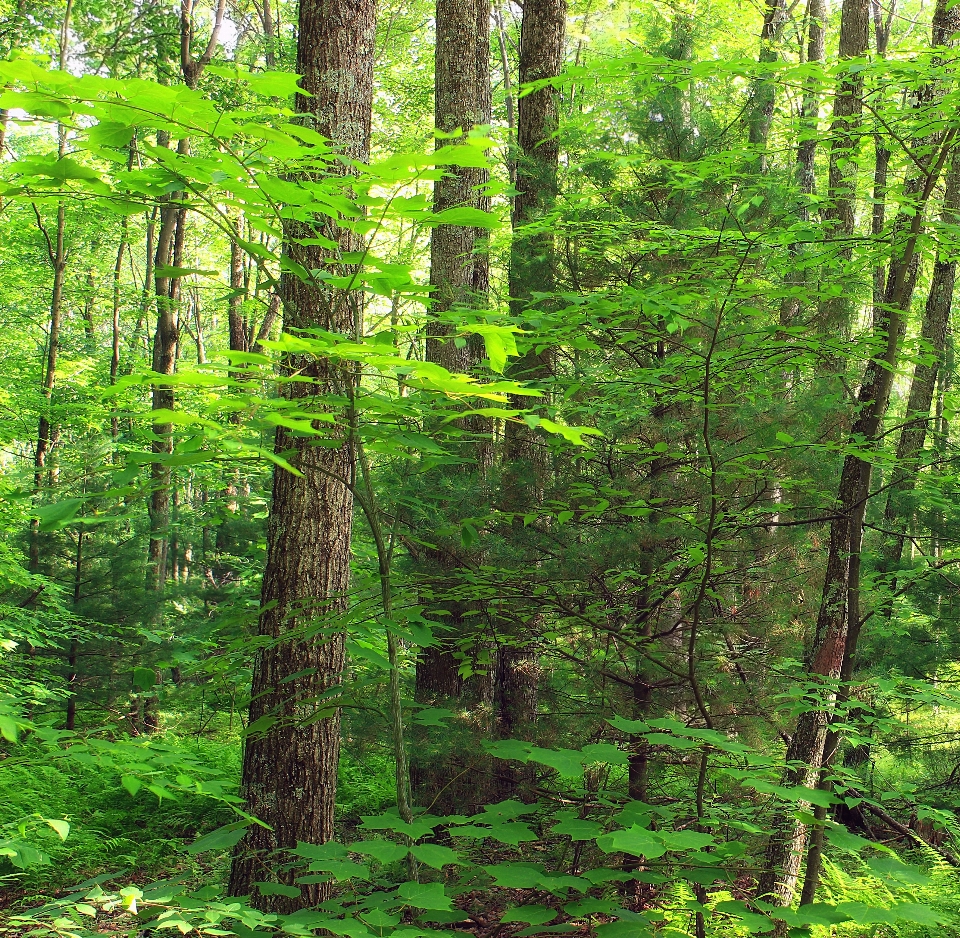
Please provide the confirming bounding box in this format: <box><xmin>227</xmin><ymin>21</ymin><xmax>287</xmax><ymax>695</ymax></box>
<box><xmin>229</xmin><ymin>0</ymin><xmax>375</xmax><ymax>911</ymax></box>
<box><xmin>495</xmin><ymin>0</ymin><xmax>566</xmax><ymax>799</ymax></box>
<box><xmin>411</xmin><ymin>0</ymin><xmax>494</xmax><ymax>813</ymax></box>
<box><xmin>816</xmin><ymin>0</ymin><xmax>871</xmax><ymax>337</ymax></box>
<box><xmin>746</xmin><ymin>0</ymin><xmax>788</xmax><ymax>174</ymax></box>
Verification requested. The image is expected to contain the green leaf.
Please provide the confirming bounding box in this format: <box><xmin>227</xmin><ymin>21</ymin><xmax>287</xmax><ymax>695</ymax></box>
<box><xmin>187</xmin><ymin>823</ymin><xmax>250</xmax><ymax>854</ymax></box>
<box><xmin>34</xmin><ymin>498</ymin><xmax>83</xmax><ymax>531</ymax></box>
<box><xmin>864</xmin><ymin>856</ymin><xmax>931</xmax><ymax>886</ymax></box>
<box><xmin>594</xmin><ymin>922</ymin><xmax>654</xmax><ymax>938</ymax></box>
<box><xmin>484</xmin><ymin>863</ymin><xmax>545</xmax><ymax>888</ymax></box>
<box><xmin>500</xmin><ymin>907</ymin><xmax>558</xmax><ymax>926</ymax></box>
<box><xmin>411</xmin><ymin>844</ymin><xmax>460</xmax><ymax>868</ymax></box>
<box><xmin>44</xmin><ymin>818</ymin><xmax>70</xmax><ymax>840</ymax></box>
<box><xmin>426</xmin><ymin>207</ymin><xmax>499</xmax><ymax>228</ymax></box>
<box><xmin>350</xmin><ymin>840</ymin><xmax>409</xmax><ymax>864</ymax></box>
<box><xmin>656</xmin><ymin>830</ymin><xmax>715</xmax><ymax>851</ymax></box>
<box><xmin>397</xmin><ymin>881</ymin><xmax>453</xmax><ymax>911</ymax></box>
<box><xmin>88</xmin><ymin>121</ymin><xmax>134</xmax><ymax>148</ymax></box>
<box><xmin>133</xmin><ymin>667</ymin><xmax>156</xmax><ymax>690</ymax></box>
<box><xmin>255</xmin><ymin>882</ymin><xmax>302</xmax><ymax>899</ymax></box>
<box><xmin>597</xmin><ymin>826</ymin><xmax>667</xmax><ymax>859</ymax></box>
<box><xmin>121</xmin><ymin>775</ymin><xmax>142</xmax><ymax>797</ymax></box>
<box><xmin>825</xmin><ymin>825</ymin><xmax>874</xmax><ymax>852</ymax></box>
<box><xmin>551</xmin><ymin>818</ymin><xmax>604</xmax><ymax>841</ymax></box>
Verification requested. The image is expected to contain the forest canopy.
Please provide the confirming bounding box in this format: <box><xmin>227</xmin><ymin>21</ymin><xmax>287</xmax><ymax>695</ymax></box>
<box><xmin>3</xmin><ymin>0</ymin><xmax>960</xmax><ymax>936</ymax></box>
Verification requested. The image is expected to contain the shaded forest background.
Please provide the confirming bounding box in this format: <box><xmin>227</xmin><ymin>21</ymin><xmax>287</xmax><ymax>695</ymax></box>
<box><xmin>3</xmin><ymin>0</ymin><xmax>960</xmax><ymax>934</ymax></box>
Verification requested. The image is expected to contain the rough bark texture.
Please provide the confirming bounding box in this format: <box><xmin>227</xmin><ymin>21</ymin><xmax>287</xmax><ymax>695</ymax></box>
<box><xmin>746</xmin><ymin>0</ymin><xmax>787</xmax><ymax>173</ymax></box>
<box><xmin>495</xmin><ymin>0</ymin><xmax>566</xmax><ymax>799</ymax></box>
<box><xmin>428</xmin><ymin>0</ymin><xmax>491</xmax><ymax>365</ymax></box>
<box><xmin>817</xmin><ymin>0</ymin><xmax>870</xmax><ymax>336</ymax></box>
<box><xmin>229</xmin><ymin>0</ymin><xmax>375</xmax><ymax>912</ymax></box>
<box><xmin>412</xmin><ymin>0</ymin><xmax>493</xmax><ymax>813</ymax></box>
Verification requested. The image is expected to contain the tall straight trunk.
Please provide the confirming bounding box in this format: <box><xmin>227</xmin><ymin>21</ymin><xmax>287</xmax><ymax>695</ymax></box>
<box><xmin>147</xmin><ymin>0</ymin><xmax>224</xmax><ymax>600</ymax></box>
<box><xmin>870</xmin><ymin>0</ymin><xmax>895</xmax><ymax>328</ymax></box>
<box><xmin>495</xmin><ymin>0</ymin><xmax>566</xmax><ymax>798</ymax></box>
<box><xmin>65</xmin><ymin>527</ymin><xmax>83</xmax><ymax>731</ymax></box>
<box><xmin>30</xmin><ymin>0</ymin><xmax>73</xmax><ymax>573</ymax></box>
<box><xmin>147</xmin><ymin>199</ymin><xmax>179</xmax><ymax>595</ymax></box>
<box><xmin>757</xmin><ymin>0</ymin><xmax>959</xmax><ymax>905</ymax></box>
<box><xmin>110</xmin><ymin>216</ymin><xmax>128</xmax><ymax>442</ymax></box>
<box><xmin>746</xmin><ymin>0</ymin><xmax>788</xmax><ymax>174</ymax></box>
<box><xmin>229</xmin><ymin>0</ymin><xmax>375</xmax><ymax>911</ymax></box>
<box><xmin>412</xmin><ymin>0</ymin><xmax>493</xmax><ymax>812</ymax></box>
<box><xmin>816</xmin><ymin>0</ymin><xmax>871</xmax><ymax>337</ymax></box>
<box><xmin>780</xmin><ymin>0</ymin><xmax>826</xmax><ymax>325</ymax></box>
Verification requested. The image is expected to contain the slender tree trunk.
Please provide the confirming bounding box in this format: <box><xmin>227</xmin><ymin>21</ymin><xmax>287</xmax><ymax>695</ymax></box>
<box><xmin>229</xmin><ymin>0</ymin><xmax>375</xmax><ymax>911</ymax></box>
<box><xmin>880</xmin><ymin>157</ymin><xmax>960</xmax><ymax>575</ymax></box>
<box><xmin>110</xmin><ymin>217</ymin><xmax>128</xmax><ymax>441</ymax></box>
<box><xmin>758</xmin><ymin>0</ymin><xmax>959</xmax><ymax>904</ymax></box>
<box><xmin>816</xmin><ymin>0</ymin><xmax>871</xmax><ymax>338</ymax></box>
<box><xmin>746</xmin><ymin>0</ymin><xmax>787</xmax><ymax>174</ymax></box>
<box><xmin>30</xmin><ymin>0</ymin><xmax>73</xmax><ymax>572</ymax></box>
<box><xmin>411</xmin><ymin>0</ymin><xmax>494</xmax><ymax>812</ymax></box>
<box><xmin>495</xmin><ymin>0</ymin><xmax>566</xmax><ymax>799</ymax></box>
<box><xmin>779</xmin><ymin>0</ymin><xmax>826</xmax><ymax>326</ymax></box>
<box><xmin>65</xmin><ymin>527</ymin><xmax>83</xmax><ymax>731</ymax></box>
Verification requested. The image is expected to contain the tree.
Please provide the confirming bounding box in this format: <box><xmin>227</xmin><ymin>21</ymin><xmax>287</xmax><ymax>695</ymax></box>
<box><xmin>228</xmin><ymin>0</ymin><xmax>376</xmax><ymax>911</ymax></box>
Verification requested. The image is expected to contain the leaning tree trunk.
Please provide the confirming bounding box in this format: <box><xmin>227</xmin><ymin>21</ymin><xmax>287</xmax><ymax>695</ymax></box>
<box><xmin>412</xmin><ymin>0</ymin><xmax>494</xmax><ymax>813</ymax></box>
<box><xmin>495</xmin><ymin>0</ymin><xmax>566</xmax><ymax>800</ymax></box>
<box><xmin>757</xmin><ymin>0</ymin><xmax>959</xmax><ymax>904</ymax></box>
<box><xmin>228</xmin><ymin>0</ymin><xmax>375</xmax><ymax>912</ymax></box>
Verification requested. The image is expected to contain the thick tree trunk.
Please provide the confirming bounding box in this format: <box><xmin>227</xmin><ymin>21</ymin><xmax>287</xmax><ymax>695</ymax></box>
<box><xmin>229</xmin><ymin>0</ymin><xmax>375</xmax><ymax>912</ymax></box>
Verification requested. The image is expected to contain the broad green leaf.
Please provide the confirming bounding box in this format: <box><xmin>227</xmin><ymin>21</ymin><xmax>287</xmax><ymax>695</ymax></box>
<box><xmin>255</xmin><ymin>882</ymin><xmax>301</xmax><ymax>899</ymax></box>
<box><xmin>551</xmin><ymin>818</ymin><xmax>604</xmax><ymax>841</ymax></box>
<box><xmin>397</xmin><ymin>881</ymin><xmax>452</xmax><ymax>911</ymax></box>
<box><xmin>44</xmin><ymin>818</ymin><xmax>69</xmax><ymax>840</ymax></box>
<box><xmin>187</xmin><ymin>822</ymin><xmax>250</xmax><ymax>854</ymax></box>
<box><xmin>411</xmin><ymin>844</ymin><xmax>460</xmax><ymax>868</ymax></box>
<box><xmin>350</xmin><ymin>840</ymin><xmax>409</xmax><ymax>864</ymax></box>
<box><xmin>501</xmin><ymin>907</ymin><xmax>558</xmax><ymax>926</ymax></box>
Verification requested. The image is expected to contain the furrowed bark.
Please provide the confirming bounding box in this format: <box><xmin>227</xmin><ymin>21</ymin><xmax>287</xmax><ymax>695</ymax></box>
<box><xmin>496</xmin><ymin>0</ymin><xmax>566</xmax><ymax>799</ymax></box>
<box><xmin>411</xmin><ymin>0</ymin><xmax>494</xmax><ymax>813</ymax></box>
<box><xmin>229</xmin><ymin>0</ymin><xmax>375</xmax><ymax>911</ymax></box>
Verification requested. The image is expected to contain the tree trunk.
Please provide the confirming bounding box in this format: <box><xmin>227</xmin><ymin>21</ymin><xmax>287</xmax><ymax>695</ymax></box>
<box><xmin>757</xmin><ymin>0</ymin><xmax>959</xmax><ymax>904</ymax></box>
<box><xmin>411</xmin><ymin>0</ymin><xmax>493</xmax><ymax>813</ymax></box>
<box><xmin>816</xmin><ymin>0</ymin><xmax>870</xmax><ymax>337</ymax></box>
<box><xmin>495</xmin><ymin>0</ymin><xmax>566</xmax><ymax>799</ymax></box>
<box><xmin>229</xmin><ymin>0</ymin><xmax>375</xmax><ymax>911</ymax></box>
<box><xmin>879</xmin><ymin>160</ymin><xmax>960</xmax><ymax>583</ymax></box>
<box><xmin>746</xmin><ymin>0</ymin><xmax>787</xmax><ymax>174</ymax></box>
